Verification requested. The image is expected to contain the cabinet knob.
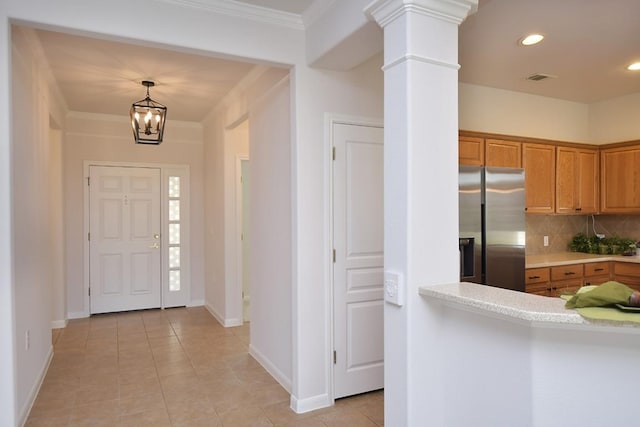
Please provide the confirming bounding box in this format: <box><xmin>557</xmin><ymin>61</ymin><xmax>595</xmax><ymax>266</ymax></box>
<box><xmin>565</xmin><ymin>271</ymin><xmax>575</xmax><ymax>276</ymax></box>
<box><xmin>528</xmin><ymin>275</ymin><xmax>540</xmax><ymax>280</ymax></box>
<box><xmin>594</xmin><ymin>268</ymin><xmax>604</xmax><ymax>272</ymax></box>
<box><xmin>575</xmin><ymin>207</ymin><xmax>582</xmax><ymax>211</ymax></box>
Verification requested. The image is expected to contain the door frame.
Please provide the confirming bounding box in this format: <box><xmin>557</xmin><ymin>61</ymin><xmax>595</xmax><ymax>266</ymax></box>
<box><xmin>82</xmin><ymin>160</ymin><xmax>190</xmax><ymax>317</ymax></box>
<box><xmin>325</xmin><ymin>114</ymin><xmax>383</xmax><ymax>403</ymax></box>
<box><xmin>236</xmin><ymin>154</ymin><xmax>250</xmax><ymax>322</ymax></box>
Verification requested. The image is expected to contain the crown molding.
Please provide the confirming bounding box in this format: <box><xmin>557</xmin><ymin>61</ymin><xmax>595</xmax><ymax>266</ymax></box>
<box><xmin>366</xmin><ymin>0</ymin><xmax>478</xmax><ymax>27</ymax></box>
<box><xmin>158</xmin><ymin>0</ymin><xmax>305</xmax><ymax>30</ymax></box>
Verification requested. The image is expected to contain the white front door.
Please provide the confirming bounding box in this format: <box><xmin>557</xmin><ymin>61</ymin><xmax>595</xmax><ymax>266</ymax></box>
<box><xmin>89</xmin><ymin>166</ymin><xmax>162</xmax><ymax>314</ymax></box>
<box><xmin>333</xmin><ymin>122</ymin><xmax>384</xmax><ymax>399</ymax></box>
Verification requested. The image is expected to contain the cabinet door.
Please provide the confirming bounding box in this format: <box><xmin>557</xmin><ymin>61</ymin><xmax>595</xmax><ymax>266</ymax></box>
<box><xmin>601</xmin><ymin>146</ymin><xmax>640</xmax><ymax>213</ymax></box>
<box><xmin>485</xmin><ymin>139</ymin><xmax>522</xmax><ymax>168</ymax></box>
<box><xmin>523</xmin><ymin>143</ymin><xmax>556</xmax><ymax>213</ymax></box>
<box><xmin>525</xmin><ymin>268</ymin><xmax>551</xmax><ymax>295</ymax></box>
<box><xmin>556</xmin><ymin>147</ymin><xmax>599</xmax><ymax>214</ymax></box>
<box><xmin>613</xmin><ymin>262</ymin><xmax>640</xmax><ymax>291</ymax></box>
<box><xmin>551</xmin><ymin>278</ymin><xmax>583</xmax><ymax>296</ymax></box>
<box><xmin>459</xmin><ymin>136</ymin><xmax>484</xmax><ymax>166</ymax></box>
<box><xmin>584</xmin><ymin>262</ymin><xmax>610</xmax><ymax>278</ymax></box>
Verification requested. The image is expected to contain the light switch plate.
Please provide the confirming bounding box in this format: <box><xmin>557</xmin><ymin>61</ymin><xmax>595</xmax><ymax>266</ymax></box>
<box><xmin>384</xmin><ymin>271</ymin><xmax>404</xmax><ymax>306</ymax></box>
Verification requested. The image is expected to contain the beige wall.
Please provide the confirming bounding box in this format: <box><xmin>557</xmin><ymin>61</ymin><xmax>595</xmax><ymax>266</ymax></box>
<box><xmin>459</xmin><ymin>83</ymin><xmax>590</xmax><ymax>143</ymax></box>
<box><xmin>11</xmin><ymin>26</ymin><xmax>66</xmax><ymax>422</ymax></box>
<box><xmin>63</xmin><ymin>114</ymin><xmax>206</xmax><ymax>316</ymax></box>
<box><xmin>589</xmin><ymin>92</ymin><xmax>640</xmax><ymax>144</ymax></box>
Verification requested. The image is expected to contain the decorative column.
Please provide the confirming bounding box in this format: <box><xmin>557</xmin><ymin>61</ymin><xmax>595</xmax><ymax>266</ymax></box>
<box><xmin>365</xmin><ymin>1</ymin><xmax>478</xmax><ymax>425</ymax></box>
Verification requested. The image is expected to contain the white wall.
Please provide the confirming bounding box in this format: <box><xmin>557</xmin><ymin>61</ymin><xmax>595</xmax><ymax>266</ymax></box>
<box><xmin>291</xmin><ymin>53</ymin><xmax>384</xmax><ymax>411</ymax></box>
<box><xmin>589</xmin><ymin>92</ymin><xmax>640</xmax><ymax>144</ymax></box>
<box><xmin>460</xmin><ymin>83</ymin><xmax>640</xmax><ymax>144</ymax></box>
<box><xmin>63</xmin><ymin>114</ymin><xmax>206</xmax><ymax>316</ymax></box>
<box><xmin>203</xmin><ymin>113</ymin><xmax>228</xmax><ymax>323</ymax></box>
<box><xmin>249</xmin><ymin>74</ymin><xmax>293</xmax><ymax>390</ymax></box>
<box><xmin>459</xmin><ymin>83</ymin><xmax>590</xmax><ymax>143</ymax></box>
<box><xmin>49</xmin><ymin>127</ymin><xmax>67</xmax><ymax>328</ymax></box>
<box><xmin>10</xmin><ymin>26</ymin><xmax>66</xmax><ymax>424</ymax></box>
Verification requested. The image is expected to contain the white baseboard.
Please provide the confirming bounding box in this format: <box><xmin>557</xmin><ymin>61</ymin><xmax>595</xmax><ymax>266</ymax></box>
<box><xmin>67</xmin><ymin>311</ymin><xmax>88</xmax><ymax>319</ymax></box>
<box><xmin>187</xmin><ymin>299</ymin><xmax>205</xmax><ymax>307</ymax></box>
<box><xmin>19</xmin><ymin>345</ymin><xmax>53</xmax><ymax>426</ymax></box>
<box><xmin>290</xmin><ymin>392</ymin><xmax>332</xmax><ymax>414</ymax></box>
<box><xmin>204</xmin><ymin>303</ymin><xmax>243</xmax><ymax>327</ymax></box>
<box><xmin>249</xmin><ymin>344</ymin><xmax>292</xmax><ymax>393</ymax></box>
<box><xmin>51</xmin><ymin>319</ymin><xmax>68</xmax><ymax>329</ymax></box>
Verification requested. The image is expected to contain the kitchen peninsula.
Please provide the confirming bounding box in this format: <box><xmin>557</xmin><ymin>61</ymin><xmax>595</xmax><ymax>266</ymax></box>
<box><xmin>419</xmin><ymin>281</ymin><xmax>640</xmax><ymax>427</ymax></box>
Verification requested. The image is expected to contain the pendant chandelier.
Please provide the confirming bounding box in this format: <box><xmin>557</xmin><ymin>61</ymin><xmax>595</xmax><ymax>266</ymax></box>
<box><xmin>130</xmin><ymin>80</ymin><xmax>167</xmax><ymax>144</ymax></box>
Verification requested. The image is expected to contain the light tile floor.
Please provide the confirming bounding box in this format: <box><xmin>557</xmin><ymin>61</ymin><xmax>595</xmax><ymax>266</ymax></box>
<box><xmin>27</xmin><ymin>307</ymin><xmax>384</xmax><ymax>426</ymax></box>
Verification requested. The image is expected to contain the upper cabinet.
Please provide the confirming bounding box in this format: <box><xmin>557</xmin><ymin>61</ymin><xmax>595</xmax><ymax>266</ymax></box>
<box><xmin>523</xmin><ymin>143</ymin><xmax>556</xmax><ymax>214</ymax></box>
<box><xmin>556</xmin><ymin>147</ymin><xmax>599</xmax><ymax>214</ymax></box>
<box><xmin>600</xmin><ymin>145</ymin><xmax>640</xmax><ymax>213</ymax></box>
<box><xmin>485</xmin><ymin>139</ymin><xmax>522</xmax><ymax>168</ymax></box>
<box><xmin>459</xmin><ymin>136</ymin><xmax>484</xmax><ymax>166</ymax></box>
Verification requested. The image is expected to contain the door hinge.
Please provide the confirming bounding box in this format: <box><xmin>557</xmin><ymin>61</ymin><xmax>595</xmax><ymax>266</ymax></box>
<box><xmin>88</xmin><ymin>287</ymin><xmax>91</xmax><ymax>297</ymax></box>
<box><xmin>88</xmin><ymin>232</ymin><xmax>90</xmax><ymax>241</ymax></box>
<box><xmin>332</xmin><ymin>146</ymin><xmax>336</xmax><ymax>161</ymax></box>
<box><xmin>333</xmin><ymin>249</ymin><xmax>336</xmax><ymax>263</ymax></box>
<box><xmin>241</xmin><ymin>233</ymin><xmax>244</xmax><ymax>241</ymax></box>
<box><xmin>87</xmin><ymin>177</ymin><xmax>90</xmax><ymax>186</ymax></box>
<box><xmin>333</xmin><ymin>350</ymin><xmax>337</xmax><ymax>364</ymax></box>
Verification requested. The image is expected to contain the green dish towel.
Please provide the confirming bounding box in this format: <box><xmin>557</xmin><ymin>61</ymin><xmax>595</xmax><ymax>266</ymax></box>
<box><xmin>562</xmin><ymin>281</ymin><xmax>640</xmax><ymax>324</ymax></box>
<box><xmin>564</xmin><ymin>281</ymin><xmax>634</xmax><ymax>309</ymax></box>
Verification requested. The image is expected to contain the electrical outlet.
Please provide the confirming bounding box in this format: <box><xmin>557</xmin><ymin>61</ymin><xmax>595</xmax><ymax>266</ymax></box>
<box><xmin>543</xmin><ymin>236</ymin><xmax>549</xmax><ymax>247</ymax></box>
<box><xmin>596</xmin><ymin>233</ymin><xmax>605</xmax><ymax>239</ymax></box>
<box><xmin>25</xmin><ymin>330</ymin><xmax>30</xmax><ymax>351</ymax></box>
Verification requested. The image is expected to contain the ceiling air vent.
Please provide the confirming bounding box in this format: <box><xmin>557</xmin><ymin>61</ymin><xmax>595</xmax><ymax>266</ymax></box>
<box><xmin>526</xmin><ymin>73</ymin><xmax>557</xmax><ymax>82</ymax></box>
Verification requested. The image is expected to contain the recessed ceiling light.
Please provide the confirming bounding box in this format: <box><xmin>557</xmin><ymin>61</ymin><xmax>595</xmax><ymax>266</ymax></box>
<box><xmin>519</xmin><ymin>34</ymin><xmax>544</xmax><ymax>46</ymax></box>
<box><xmin>627</xmin><ymin>62</ymin><xmax>640</xmax><ymax>71</ymax></box>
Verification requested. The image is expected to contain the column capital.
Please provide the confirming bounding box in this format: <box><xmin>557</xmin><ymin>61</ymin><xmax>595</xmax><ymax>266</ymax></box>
<box><xmin>365</xmin><ymin>0</ymin><xmax>478</xmax><ymax>27</ymax></box>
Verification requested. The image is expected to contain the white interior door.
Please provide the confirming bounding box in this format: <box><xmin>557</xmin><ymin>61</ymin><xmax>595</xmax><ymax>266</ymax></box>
<box><xmin>333</xmin><ymin>122</ymin><xmax>384</xmax><ymax>399</ymax></box>
<box><xmin>89</xmin><ymin>166</ymin><xmax>161</xmax><ymax>314</ymax></box>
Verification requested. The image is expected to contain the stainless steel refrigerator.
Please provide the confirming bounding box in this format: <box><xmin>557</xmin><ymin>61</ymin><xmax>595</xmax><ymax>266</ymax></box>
<box><xmin>459</xmin><ymin>166</ymin><xmax>526</xmax><ymax>292</ymax></box>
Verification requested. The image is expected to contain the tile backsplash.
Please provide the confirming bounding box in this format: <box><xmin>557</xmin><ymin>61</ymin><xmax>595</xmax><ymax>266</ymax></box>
<box><xmin>526</xmin><ymin>214</ymin><xmax>640</xmax><ymax>255</ymax></box>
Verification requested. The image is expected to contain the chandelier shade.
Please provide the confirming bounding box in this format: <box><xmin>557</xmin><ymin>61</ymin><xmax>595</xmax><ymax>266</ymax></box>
<box><xmin>130</xmin><ymin>80</ymin><xmax>167</xmax><ymax>144</ymax></box>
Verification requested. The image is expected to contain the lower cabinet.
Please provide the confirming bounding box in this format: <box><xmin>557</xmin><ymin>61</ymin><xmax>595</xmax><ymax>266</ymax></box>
<box><xmin>584</xmin><ymin>261</ymin><xmax>611</xmax><ymax>286</ymax></box>
<box><xmin>525</xmin><ymin>264</ymin><xmax>583</xmax><ymax>297</ymax></box>
<box><xmin>612</xmin><ymin>262</ymin><xmax>640</xmax><ymax>291</ymax></box>
<box><xmin>525</xmin><ymin>260</ymin><xmax>640</xmax><ymax>296</ymax></box>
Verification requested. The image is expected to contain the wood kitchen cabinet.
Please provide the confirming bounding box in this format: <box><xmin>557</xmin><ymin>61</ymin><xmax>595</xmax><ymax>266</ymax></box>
<box><xmin>523</xmin><ymin>143</ymin><xmax>556</xmax><ymax>214</ymax></box>
<box><xmin>550</xmin><ymin>264</ymin><xmax>584</xmax><ymax>295</ymax></box>
<box><xmin>583</xmin><ymin>261</ymin><xmax>611</xmax><ymax>286</ymax></box>
<box><xmin>525</xmin><ymin>267</ymin><xmax>552</xmax><ymax>296</ymax></box>
<box><xmin>556</xmin><ymin>146</ymin><xmax>599</xmax><ymax>214</ymax></box>
<box><xmin>600</xmin><ymin>145</ymin><xmax>640</xmax><ymax>213</ymax></box>
<box><xmin>526</xmin><ymin>264</ymin><xmax>585</xmax><ymax>297</ymax></box>
<box><xmin>485</xmin><ymin>139</ymin><xmax>522</xmax><ymax>168</ymax></box>
<box><xmin>459</xmin><ymin>136</ymin><xmax>484</xmax><ymax>166</ymax></box>
<box><xmin>612</xmin><ymin>262</ymin><xmax>640</xmax><ymax>291</ymax></box>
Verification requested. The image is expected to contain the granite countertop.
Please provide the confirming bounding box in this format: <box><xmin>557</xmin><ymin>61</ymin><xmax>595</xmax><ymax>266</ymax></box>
<box><xmin>419</xmin><ymin>282</ymin><xmax>640</xmax><ymax>331</ymax></box>
<box><xmin>526</xmin><ymin>252</ymin><xmax>640</xmax><ymax>268</ymax></box>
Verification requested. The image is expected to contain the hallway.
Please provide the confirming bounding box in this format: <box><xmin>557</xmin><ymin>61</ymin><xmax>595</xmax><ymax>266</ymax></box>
<box><xmin>26</xmin><ymin>307</ymin><xmax>383</xmax><ymax>426</ymax></box>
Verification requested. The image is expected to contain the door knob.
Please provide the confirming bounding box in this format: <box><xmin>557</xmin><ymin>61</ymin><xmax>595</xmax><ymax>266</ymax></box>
<box><xmin>149</xmin><ymin>243</ymin><xmax>159</xmax><ymax>249</ymax></box>
<box><xmin>154</xmin><ymin>234</ymin><xmax>160</xmax><ymax>239</ymax></box>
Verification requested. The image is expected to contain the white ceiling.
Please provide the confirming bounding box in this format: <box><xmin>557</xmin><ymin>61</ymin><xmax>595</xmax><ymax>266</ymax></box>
<box><xmin>459</xmin><ymin>0</ymin><xmax>640</xmax><ymax>103</ymax></box>
<box><xmin>29</xmin><ymin>0</ymin><xmax>640</xmax><ymax>123</ymax></box>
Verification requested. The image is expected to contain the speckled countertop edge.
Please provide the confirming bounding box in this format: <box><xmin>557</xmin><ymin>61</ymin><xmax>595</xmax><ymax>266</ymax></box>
<box><xmin>526</xmin><ymin>252</ymin><xmax>640</xmax><ymax>268</ymax></box>
<box><xmin>419</xmin><ymin>282</ymin><xmax>595</xmax><ymax>326</ymax></box>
